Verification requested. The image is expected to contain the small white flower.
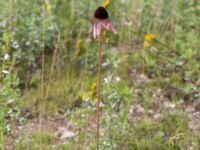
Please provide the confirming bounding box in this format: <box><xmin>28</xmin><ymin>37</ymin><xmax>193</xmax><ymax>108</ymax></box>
<box><xmin>115</xmin><ymin>76</ymin><xmax>121</xmax><ymax>82</ymax></box>
<box><xmin>4</xmin><ymin>53</ymin><xmax>10</xmax><ymax>60</ymax></box>
<box><xmin>100</xmin><ymin>102</ymin><xmax>105</xmax><ymax>108</ymax></box>
<box><xmin>7</xmin><ymin>99</ymin><xmax>14</xmax><ymax>104</ymax></box>
<box><xmin>104</xmin><ymin>75</ymin><xmax>112</xmax><ymax>84</ymax></box>
<box><xmin>2</xmin><ymin>70</ymin><xmax>9</xmax><ymax>74</ymax></box>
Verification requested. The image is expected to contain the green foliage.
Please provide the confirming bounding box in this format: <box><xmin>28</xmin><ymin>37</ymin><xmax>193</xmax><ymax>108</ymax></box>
<box><xmin>0</xmin><ymin>0</ymin><xmax>200</xmax><ymax>149</ymax></box>
<box><xmin>0</xmin><ymin>129</ymin><xmax>5</xmax><ymax>150</ymax></box>
<box><xmin>14</xmin><ymin>131</ymin><xmax>55</xmax><ymax>150</ymax></box>
<box><xmin>128</xmin><ymin>112</ymin><xmax>192</xmax><ymax>150</ymax></box>
<box><xmin>0</xmin><ymin>73</ymin><xmax>21</xmax><ymax>133</ymax></box>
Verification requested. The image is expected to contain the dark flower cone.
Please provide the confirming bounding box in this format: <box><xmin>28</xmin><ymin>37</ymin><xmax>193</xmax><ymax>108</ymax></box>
<box><xmin>94</xmin><ymin>6</ymin><xmax>109</xmax><ymax>19</ymax></box>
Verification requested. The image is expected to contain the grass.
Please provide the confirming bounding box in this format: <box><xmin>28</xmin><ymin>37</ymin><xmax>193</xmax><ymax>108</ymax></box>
<box><xmin>0</xmin><ymin>130</ymin><xmax>5</xmax><ymax>150</ymax></box>
<box><xmin>0</xmin><ymin>0</ymin><xmax>200</xmax><ymax>149</ymax></box>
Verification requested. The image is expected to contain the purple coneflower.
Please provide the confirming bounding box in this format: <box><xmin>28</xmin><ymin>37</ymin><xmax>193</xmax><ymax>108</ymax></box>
<box><xmin>92</xmin><ymin>6</ymin><xmax>117</xmax><ymax>150</ymax></box>
<box><xmin>92</xmin><ymin>6</ymin><xmax>117</xmax><ymax>39</ymax></box>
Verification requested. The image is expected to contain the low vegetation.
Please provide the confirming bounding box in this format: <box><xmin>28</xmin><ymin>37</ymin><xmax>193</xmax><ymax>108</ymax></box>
<box><xmin>0</xmin><ymin>0</ymin><xmax>200</xmax><ymax>149</ymax></box>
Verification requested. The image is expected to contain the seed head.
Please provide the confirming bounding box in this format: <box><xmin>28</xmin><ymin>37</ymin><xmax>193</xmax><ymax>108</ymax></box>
<box><xmin>94</xmin><ymin>6</ymin><xmax>109</xmax><ymax>19</ymax></box>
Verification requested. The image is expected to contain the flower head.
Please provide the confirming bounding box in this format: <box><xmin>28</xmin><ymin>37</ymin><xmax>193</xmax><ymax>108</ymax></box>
<box><xmin>143</xmin><ymin>40</ymin><xmax>151</xmax><ymax>48</ymax></box>
<box><xmin>82</xmin><ymin>82</ymin><xmax>97</xmax><ymax>102</ymax></box>
<box><xmin>144</xmin><ymin>33</ymin><xmax>156</xmax><ymax>48</ymax></box>
<box><xmin>95</xmin><ymin>6</ymin><xmax>109</xmax><ymax>19</ymax></box>
<box><xmin>4</xmin><ymin>53</ymin><xmax>10</xmax><ymax>60</ymax></box>
<box><xmin>82</xmin><ymin>92</ymin><xmax>89</xmax><ymax>101</ymax></box>
<box><xmin>92</xmin><ymin>6</ymin><xmax>117</xmax><ymax>39</ymax></box>
<box><xmin>90</xmin><ymin>82</ymin><xmax>97</xmax><ymax>101</ymax></box>
<box><xmin>91</xmin><ymin>82</ymin><xmax>97</xmax><ymax>91</ymax></box>
<box><xmin>145</xmin><ymin>34</ymin><xmax>156</xmax><ymax>42</ymax></box>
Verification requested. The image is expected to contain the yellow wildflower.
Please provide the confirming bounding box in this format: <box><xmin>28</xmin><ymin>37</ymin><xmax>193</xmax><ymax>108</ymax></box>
<box><xmin>196</xmin><ymin>6</ymin><xmax>200</xmax><ymax>11</ymax></box>
<box><xmin>89</xmin><ymin>91</ymin><xmax>96</xmax><ymax>100</ymax></box>
<box><xmin>144</xmin><ymin>40</ymin><xmax>151</xmax><ymax>48</ymax></box>
<box><xmin>82</xmin><ymin>82</ymin><xmax>97</xmax><ymax>102</ymax></box>
<box><xmin>82</xmin><ymin>92</ymin><xmax>88</xmax><ymax>101</ymax></box>
<box><xmin>101</xmin><ymin>0</ymin><xmax>110</xmax><ymax>8</ymax></box>
<box><xmin>89</xmin><ymin>82</ymin><xmax>97</xmax><ymax>101</ymax></box>
<box><xmin>91</xmin><ymin>82</ymin><xmax>97</xmax><ymax>91</ymax></box>
<box><xmin>102</xmin><ymin>29</ymin><xmax>110</xmax><ymax>44</ymax></box>
<box><xmin>106</xmin><ymin>37</ymin><xmax>110</xmax><ymax>44</ymax></box>
<box><xmin>145</xmin><ymin>33</ymin><xmax>156</xmax><ymax>41</ymax></box>
<box><xmin>103</xmin><ymin>29</ymin><xmax>108</xmax><ymax>37</ymax></box>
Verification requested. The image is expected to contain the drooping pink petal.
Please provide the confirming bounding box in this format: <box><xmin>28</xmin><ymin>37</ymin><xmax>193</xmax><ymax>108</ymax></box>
<box><xmin>110</xmin><ymin>22</ymin><xmax>117</xmax><ymax>35</ymax></box>
<box><xmin>92</xmin><ymin>15</ymin><xmax>117</xmax><ymax>38</ymax></box>
<box><xmin>105</xmin><ymin>19</ymin><xmax>117</xmax><ymax>35</ymax></box>
<box><xmin>93</xmin><ymin>23</ymin><xmax>97</xmax><ymax>38</ymax></box>
<box><xmin>102</xmin><ymin>19</ymin><xmax>110</xmax><ymax>30</ymax></box>
<box><xmin>96</xmin><ymin>21</ymin><xmax>102</xmax><ymax>37</ymax></box>
<box><xmin>92</xmin><ymin>19</ymin><xmax>97</xmax><ymax>38</ymax></box>
<box><xmin>100</xmin><ymin>19</ymin><xmax>117</xmax><ymax>35</ymax></box>
<box><xmin>92</xmin><ymin>6</ymin><xmax>117</xmax><ymax>38</ymax></box>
